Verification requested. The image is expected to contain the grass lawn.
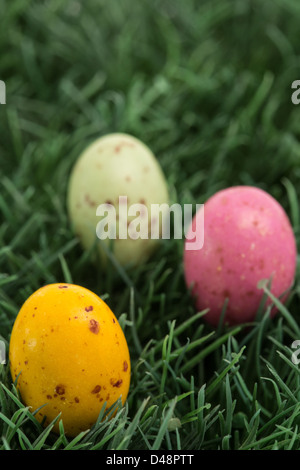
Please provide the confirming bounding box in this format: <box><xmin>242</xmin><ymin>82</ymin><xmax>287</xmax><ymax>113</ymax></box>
<box><xmin>1</xmin><ymin>0</ymin><xmax>300</xmax><ymax>451</ymax></box>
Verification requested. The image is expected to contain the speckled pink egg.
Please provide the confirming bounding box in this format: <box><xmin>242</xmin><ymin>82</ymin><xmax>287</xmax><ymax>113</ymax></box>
<box><xmin>184</xmin><ymin>186</ymin><xmax>297</xmax><ymax>327</ymax></box>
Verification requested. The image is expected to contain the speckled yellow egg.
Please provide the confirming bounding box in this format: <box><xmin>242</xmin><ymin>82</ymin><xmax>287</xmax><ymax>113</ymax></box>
<box><xmin>9</xmin><ymin>283</ymin><xmax>131</xmax><ymax>437</ymax></box>
<box><xmin>67</xmin><ymin>133</ymin><xmax>169</xmax><ymax>267</ymax></box>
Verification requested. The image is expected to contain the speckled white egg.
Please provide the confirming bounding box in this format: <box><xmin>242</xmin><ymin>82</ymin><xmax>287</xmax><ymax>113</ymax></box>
<box><xmin>67</xmin><ymin>133</ymin><xmax>169</xmax><ymax>267</ymax></box>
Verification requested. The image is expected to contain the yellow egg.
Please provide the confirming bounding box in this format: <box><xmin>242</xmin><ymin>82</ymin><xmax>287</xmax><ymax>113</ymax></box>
<box><xmin>9</xmin><ymin>283</ymin><xmax>131</xmax><ymax>437</ymax></box>
<box><xmin>67</xmin><ymin>133</ymin><xmax>169</xmax><ymax>267</ymax></box>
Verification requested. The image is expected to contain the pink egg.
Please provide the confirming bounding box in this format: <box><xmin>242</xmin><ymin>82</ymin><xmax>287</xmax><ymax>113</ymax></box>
<box><xmin>184</xmin><ymin>186</ymin><xmax>297</xmax><ymax>327</ymax></box>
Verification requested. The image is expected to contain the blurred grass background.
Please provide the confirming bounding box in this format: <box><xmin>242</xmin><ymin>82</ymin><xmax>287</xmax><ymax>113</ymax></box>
<box><xmin>1</xmin><ymin>0</ymin><xmax>300</xmax><ymax>450</ymax></box>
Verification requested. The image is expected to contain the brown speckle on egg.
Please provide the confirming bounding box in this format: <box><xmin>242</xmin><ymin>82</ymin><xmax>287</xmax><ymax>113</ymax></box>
<box><xmin>89</xmin><ymin>319</ymin><xmax>99</xmax><ymax>334</ymax></box>
<box><xmin>91</xmin><ymin>385</ymin><xmax>101</xmax><ymax>394</ymax></box>
<box><xmin>55</xmin><ymin>385</ymin><xmax>65</xmax><ymax>395</ymax></box>
<box><xmin>110</xmin><ymin>378</ymin><xmax>123</xmax><ymax>388</ymax></box>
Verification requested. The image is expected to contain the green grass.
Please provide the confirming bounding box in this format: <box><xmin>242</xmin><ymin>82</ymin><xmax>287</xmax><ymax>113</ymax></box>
<box><xmin>1</xmin><ymin>0</ymin><xmax>300</xmax><ymax>450</ymax></box>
